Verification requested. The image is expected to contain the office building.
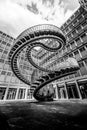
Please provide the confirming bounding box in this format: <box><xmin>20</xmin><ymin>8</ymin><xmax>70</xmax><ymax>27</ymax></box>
<box><xmin>0</xmin><ymin>1</ymin><xmax>87</xmax><ymax>101</ymax></box>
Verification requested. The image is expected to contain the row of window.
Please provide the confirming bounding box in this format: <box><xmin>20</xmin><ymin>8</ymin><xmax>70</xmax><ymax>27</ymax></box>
<box><xmin>0</xmin><ymin>70</ymin><xmax>32</xmax><ymax>84</ymax></box>
<box><xmin>47</xmin><ymin>43</ymin><xmax>87</xmax><ymax>69</ymax></box>
<box><xmin>57</xmin><ymin>59</ymin><xmax>87</xmax><ymax>82</ymax></box>
<box><xmin>62</xmin><ymin>7</ymin><xmax>83</xmax><ymax>29</ymax></box>
<box><xmin>67</xmin><ymin>29</ymin><xmax>87</xmax><ymax>42</ymax></box>
<box><xmin>65</xmin><ymin>19</ymin><xmax>86</xmax><ymax>36</ymax></box>
<box><xmin>0</xmin><ymin>87</ymin><xmax>33</xmax><ymax>100</ymax></box>
<box><xmin>63</xmin><ymin>7</ymin><xmax>85</xmax><ymax>34</ymax></box>
<box><xmin>40</xmin><ymin>34</ymin><xmax>87</xmax><ymax>66</ymax></box>
<box><xmin>56</xmin><ymin>78</ymin><xmax>87</xmax><ymax>99</ymax></box>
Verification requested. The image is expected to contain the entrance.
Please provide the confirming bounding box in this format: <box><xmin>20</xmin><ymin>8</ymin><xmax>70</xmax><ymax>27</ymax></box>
<box><xmin>57</xmin><ymin>84</ymin><xmax>67</xmax><ymax>99</ymax></box>
<box><xmin>0</xmin><ymin>87</ymin><xmax>6</xmax><ymax>100</ymax></box>
<box><xmin>66</xmin><ymin>83</ymin><xmax>79</xmax><ymax>99</ymax></box>
<box><xmin>78</xmin><ymin>80</ymin><xmax>87</xmax><ymax>99</ymax></box>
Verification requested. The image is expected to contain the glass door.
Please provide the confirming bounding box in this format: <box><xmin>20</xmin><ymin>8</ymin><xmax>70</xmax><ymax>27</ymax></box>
<box><xmin>57</xmin><ymin>84</ymin><xmax>67</xmax><ymax>99</ymax></box>
<box><xmin>78</xmin><ymin>81</ymin><xmax>87</xmax><ymax>99</ymax></box>
<box><xmin>0</xmin><ymin>87</ymin><xmax>6</xmax><ymax>100</ymax></box>
<box><xmin>66</xmin><ymin>83</ymin><xmax>79</xmax><ymax>99</ymax></box>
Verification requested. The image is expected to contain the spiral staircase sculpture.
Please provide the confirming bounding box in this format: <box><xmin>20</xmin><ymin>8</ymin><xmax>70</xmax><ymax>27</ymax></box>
<box><xmin>8</xmin><ymin>24</ymin><xmax>79</xmax><ymax>101</ymax></box>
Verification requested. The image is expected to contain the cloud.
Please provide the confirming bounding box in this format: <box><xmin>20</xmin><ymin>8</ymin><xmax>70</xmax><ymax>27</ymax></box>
<box><xmin>0</xmin><ymin>0</ymin><xmax>79</xmax><ymax>38</ymax></box>
<box><xmin>0</xmin><ymin>0</ymin><xmax>48</xmax><ymax>38</ymax></box>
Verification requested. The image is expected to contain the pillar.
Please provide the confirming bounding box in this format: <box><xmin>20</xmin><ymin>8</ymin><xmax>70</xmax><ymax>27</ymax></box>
<box><xmin>53</xmin><ymin>83</ymin><xmax>58</xmax><ymax>100</ymax></box>
<box><xmin>3</xmin><ymin>86</ymin><xmax>9</xmax><ymax>100</ymax></box>
<box><xmin>25</xmin><ymin>88</ymin><xmax>28</xmax><ymax>100</ymax></box>
<box><xmin>15</xmin><ymin>87</ymin><xmax>19</xmax><ymax>100</ymax></box>
<box><xmin>75</xmin><ymin>80</ymin><xmax>82</xmax><ymax>99</ymax></box>
<box><xmin>64</xmin><ymin>82</ymin><xmax>69</xmax><ymax>99</ymax></box>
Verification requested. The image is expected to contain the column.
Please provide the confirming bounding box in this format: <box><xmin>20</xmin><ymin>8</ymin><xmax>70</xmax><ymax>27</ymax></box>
<box><xmin>53</xmin><ymin>83</ymin><xmax>58</xmax><ymax>100</ymax></box>
<box><xmin>75</xmin><ymin>80</ymin><xmax>82</xmax><ymax>99</ymax></box>
<box><xmin>3</xmin><ymin>87</ymin><xmax>9</xmax><ymax>100</ymax></box>
<box><xmin>22</xmin><ymin>89</ymin><xmax>26</xmax><ymax>99</ymax></box>
<box><xmin>64</xmin><ymin>82</ymin><xmax>68</xmax><ymax>99</ymax></box>
<box><xmin>25</xmin><ymin>88</ymin><xmax>28</xmax><ymax>100</ymax></box>
<box><xmin>15</xmin><ymin>87</ymin><xmax>19</xmax><ymax>100</ymax></box>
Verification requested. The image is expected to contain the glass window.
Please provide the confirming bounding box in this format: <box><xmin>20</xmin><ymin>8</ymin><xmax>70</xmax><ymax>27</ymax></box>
<box><xmin>0</xmin><ymin>87</ymin><xmax>6</xmax><ymax>100</ymax></box>
<box><xmin>6</xmin><ymin>43</ymin><xmax>10</xmax><ymax>47</ymax></box>
<box><xmin>17</xmin><ymin>88</ymin><xmax>26</xmax><ymax>99</ymax></box>
<box><xmin>75</xmin><ymin>38</ymin><xmax>80</xmax><ymax>42</ymax></box>
<box><xmin>72</xmin><ymin>30</ymin><xmax>76</xmax><ymax>35</ymax></box>
<box><xmin>70</xmin><ymin>41</ymin><xmax>76</xmax><ymax>49</ymax></box>
<box><xmin>7</xmin><ymin>72</ymin><xmax>11</xmax><ymax>76</ymax></box>
<box><xmin>78</xmin><ymin>81</ymin><xmax>87</xmax><ymax>99</ymax></box>
<box><xmin>3</xmin><ymin>64</ymin><xmax>8</xmax><ymax>70</ymax></box>
<box><xmin>71</xmin><ymin>15</ymin><xmax>74</xmax><ymax>20</ymax></box>
<box><xmin>82</xmin><ymin>21</ymin><xmax>87</xmax><ymax>27</ymax></box>
<box><xmin>1</xmin><ymin>50</ymin><xmax>8</xmax><ymax>58</ymax></box>
<box><xmin>73</xmin><ymin>19</ymin><xmax>78</xmax><ymax>26</ymax></box>
<box><xmin>69</xmin><ymin>53</ymin><xmax>73</xmax><ymax>57</ymax></box>
<box><xmin>79</xmin><ymin>61</ymin><xmax>87</xmax><ymax>75</ymax></box>
<box><xmin>65</xmin><ymin>27</ymin><xmax>69</xmax><ymax>33</ymax></box>
<box><xmin>76</xmin><ymin>26</ymin><xmax>82</xmax><ymax>32</ymax></box>
<box><xmin>79</xmin><ymin>61</ymin><xmax>84</xmax><ymax>67</ymax></box>
<box><xmin>74</xmin><ymin>50</ymin><xmax>79</xmax><ymax>55</ymax></box>
<box><xmin>2</xmin><ymin>41</ymin><xmax>6</xmax><ymax>45</ymax></box>
<box><xmin>0</xmin><ymin>71</ymin><xmax>6</xmax><ymax>82</ymax></box>
<box><xmin>74</xmin><ymin>70</ymin><xmax>81</xmax><ymax>77</ymax></box>
<box><xmin>0</xmin><ymin>48</ymin><xmax>3</xmax><ymax>58</ymax></box>
<box><xmin>0</xmin><ymin>58</ymin><xmax>4</xmax><ymax>63</ymax></box>
<box><xmin>66</xmin><ymin>44</ymin><xmax>70</xmax><ymax>49</ymax></box>
<box><xmin>4</xmin><ymin>50</ymin><xmax>8</xmax><ymax>54</ymax></box>
<box><xmin>0</xmin><ymin>48</ymin><xmax>3</xmax><ymax>52</ymax></box>
<box><xmin>68</xmin><ymin>34</ymin><xmax>72</xmax><ymax>39</ymax></box>
<box><xmin>79</xmin><ymin>46</ymin><xmax>86</xmax><ymax>52</ymax></box>
<box><xmin>70</xmin><ymin>41</ymin><xmax>74</xmax><ymax>45</ymax></box>
<box><xmin>0</xmin><ymin>59</ymin><xmax>4</xmax><ymax>69</ymax></box>
<box><xmin>69</xmin><ymin>24</ymin><xmax>74</xmax><ymax>29</ymax></box>
<box><xmin>1</xmin><ymin>41</ymin><xmax>6</xmax><ymax>48</ymax></box>
<box><xmin>66</xmin><ymin>83</ymin><xmax>79</xmax><ymax>99</ymax></box>
<box><xmin>1</xmin><ymin>71</ymin><xmax>6</xmax><ymax>75</ymax></box>
<box><xmin>78</xmin><ymin>15</ymin><xmax>83</xmax><ymax>21</ymax></box>
<box><xmin>81</xmin><ymin>33</ymin><xmax>86</xmax><ymax>39</ymax></box>
<box><xmin>84</xmin><ymin>59</ymin><xmax>87</xmax><ymax>66</ymax></box>
<box><xmin>5</xmin><ymin>74</ymin><xmax>11</xmax><ymax>82</ymax></box>
<box><xmin>6</xmin><ymin>88</ymin><xmax>17</xmax><ymax>100</ymax></box>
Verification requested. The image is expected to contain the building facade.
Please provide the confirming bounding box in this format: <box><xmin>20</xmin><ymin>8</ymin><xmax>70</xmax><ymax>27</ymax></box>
<box><xmin>31</xmin><ymin>5</ymin><xmax>87</xmax><ymax>100</ymax></box>
<box><xmin>53</xmin><ymin>6</ymin><xmax>87</xmax><ymax>100</ymax></box>
<box><xmin>0</xmin><ymin>31</ymin><xmax>34</xmax><ymax>101</ymax></box>
<box><xmin>0</xmin><ymin>2</ymin><xmax>87</xmax><ymax>101</ymax></box>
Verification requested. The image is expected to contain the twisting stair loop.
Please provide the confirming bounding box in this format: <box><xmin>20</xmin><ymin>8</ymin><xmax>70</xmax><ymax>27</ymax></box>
<box><xmin>8</xmin><ymin>24</ymin><xmax>79</xmax><ymax>101</ymax></box>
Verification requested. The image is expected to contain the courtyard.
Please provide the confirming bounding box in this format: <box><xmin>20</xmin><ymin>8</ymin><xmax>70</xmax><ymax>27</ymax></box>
<box><xmin>0</xmin><ymin>100</ymin><xmax>87</xmax><ymax>130</ymax></box>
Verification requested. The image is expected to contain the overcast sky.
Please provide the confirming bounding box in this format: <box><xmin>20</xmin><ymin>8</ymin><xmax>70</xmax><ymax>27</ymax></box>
<box><xmin>0</xmin><ymin>0</ymin><xmax>80</xmax><ymax>38</ymax></box>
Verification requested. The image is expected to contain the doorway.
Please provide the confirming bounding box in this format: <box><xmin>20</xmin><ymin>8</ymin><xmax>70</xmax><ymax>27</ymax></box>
<box><xmin>57</xmin><ymin>84</ymin><xmax>67</xmax><ymax>99</ymax></box>
<box><xmin>0</xmin><ymin>87</ymin><xmax>6</xmax><ymax>100</ymax></box>
<box><xmin>78</xmin><ymin>80</ymin><xmax>87</xmax><ymax>99</ymax></box>
<box><xmin>66</xmin><ymin>83</ymin><xmax>79</xmax><ymax>99</ymax></box>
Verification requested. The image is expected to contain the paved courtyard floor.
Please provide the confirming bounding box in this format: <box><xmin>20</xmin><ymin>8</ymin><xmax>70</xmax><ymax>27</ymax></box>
<box><xmin>0</xmin><ymin>100</ymin><xmax>87</xmax><ymax>130</ymax></box>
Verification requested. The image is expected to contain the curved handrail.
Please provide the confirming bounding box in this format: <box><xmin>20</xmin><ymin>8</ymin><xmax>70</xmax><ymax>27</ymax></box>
<box><xmin>8</xmin><ymin>24</ymin><xmax>79</xmax><ymax>101</ymax></box>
